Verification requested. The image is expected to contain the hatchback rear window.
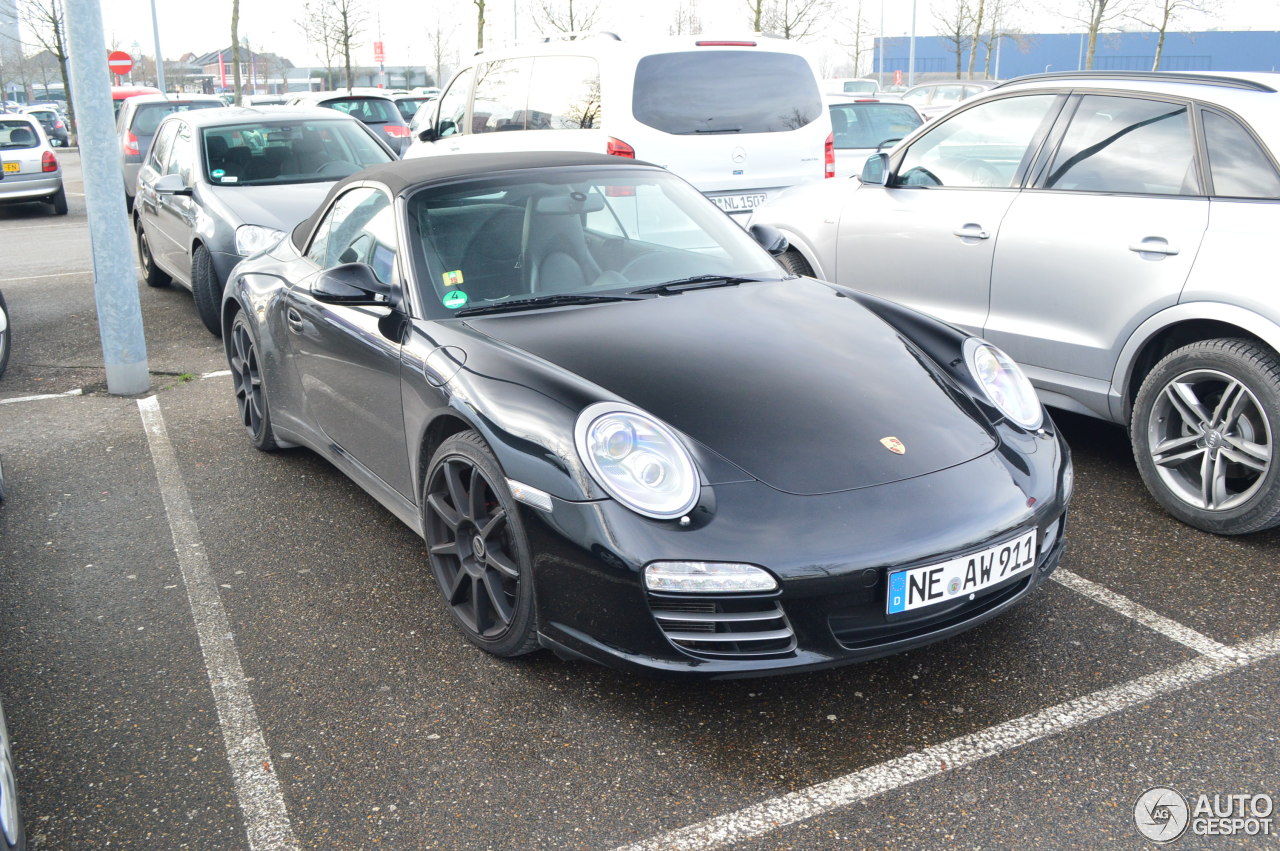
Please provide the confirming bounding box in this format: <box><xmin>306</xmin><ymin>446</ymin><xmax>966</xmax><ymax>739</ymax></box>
<box><xmin>830</xmin><ymin>103</ymin><xmax>922</xmax><ymax>149</ymax></box>
<box><xmin>632</xmin><ymin>51</ymin><xmax>822</xmax><ymax>135</ymax></box>
<box><xmin>0</xmin><ymin>119</ymin><xmax>40</xmax><ymax>149</ymax></box>
<box><xmin>131</xmin><ymin>102</ymin><xmax>221</xmax><ymax>136</ymax></box>
<box><xmin>323</xmin><ymin>98</ymin><xmax>401</xmax><ymax>125</ymax></box>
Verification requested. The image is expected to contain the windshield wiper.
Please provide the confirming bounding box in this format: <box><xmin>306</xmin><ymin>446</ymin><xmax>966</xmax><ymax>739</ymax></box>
<box><xmin>627</xmin><ymin>275</ymin><xmax>763</xmax><ymax>296</ymax></box>
<box><xmin>455</xmin><ymin>293</ymin><xmax>643</xmax><ymax>317</ymax></box>
<box><xmin>691</xmin><ymin>127</ymin><xmax>742</xmax><ymax>134</ymax></box>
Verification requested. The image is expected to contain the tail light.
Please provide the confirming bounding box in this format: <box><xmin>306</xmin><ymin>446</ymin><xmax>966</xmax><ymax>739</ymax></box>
<box><xmin>824</xmin><ymin>132</ymin><xmax>835</xmax><ymax>178</ymax></box>
<box><xmin>42</xmin><ymin>150</ymin><xmax>58</xmax><ymax>172</ymax></box>
<box><xmin>606</xmin><ymin>137</ymin><xmax>635</xmax><ymax>158</ymax></box>
<box><xmin>383</xmin><ymin>125</ymin><xmax>412</xmax><ymax>138</ymax></box>
<box><xmin>124</xmin><ymin>130</ymin><xmax>140</xmax><ymax>157</ymax></box>
<box><xmin>54</xmin><ymin>119</ymin><xmax>65</xmax><ymax>129</ymax></box>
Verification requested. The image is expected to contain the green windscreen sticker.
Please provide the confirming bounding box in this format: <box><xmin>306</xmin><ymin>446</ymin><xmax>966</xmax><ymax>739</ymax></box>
<box><xmin>442</xmin><ymin>291</ymin><xmax>468</xmax><ymax>309</ymax></box>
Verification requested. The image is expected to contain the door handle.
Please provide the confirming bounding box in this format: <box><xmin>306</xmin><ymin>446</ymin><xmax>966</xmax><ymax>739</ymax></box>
<box><xmin>286</xmin><ymin>308</ymin><xmax>304</xmax><ymax>333</ymax></box>
<box><xmin>953</xmin><ymin>225</ymin><xmax>990</xmax><ymax>240</ymax></box>
<box><xmin>1129</xmin><ymin>238</ymin><xmax>1179</xmax><ymax>256</ymax></box>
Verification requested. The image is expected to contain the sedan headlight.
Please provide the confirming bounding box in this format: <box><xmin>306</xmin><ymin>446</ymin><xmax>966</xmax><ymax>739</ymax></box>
<box><xmin>235</xmin><ymin>224</ymin><xmax>286</xmax><ymax>257</ymax></box>
<box><xmin>964</xmin><ymin>339</ymin><xmax>1043</xmax><ymax>430</ymax></box>
<box><xmin>575</xmin><ymin>401</ymin><xmax>700</xmax><ymax>519</ymax></box>
<box><xmin>645</xmin><ymin>561</ymin><xmax>778</xmax><ymax>593</ymax></box>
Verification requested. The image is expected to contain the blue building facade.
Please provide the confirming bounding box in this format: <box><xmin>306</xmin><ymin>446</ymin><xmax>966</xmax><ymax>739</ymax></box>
<box><xmin>874</xmin><ymin>31</ymin><xmax>1280</xmax><ymax>80</ymax></box>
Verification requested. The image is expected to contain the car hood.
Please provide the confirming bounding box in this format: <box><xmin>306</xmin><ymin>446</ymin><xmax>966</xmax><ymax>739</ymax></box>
<box><xmin>464</xmin><ymin>279</ymin><xmax>997</xmax><ymax>495</ymax></box>
<box><xmin>206</xmin><ymin>182</ymin><xmax>334</xmax><ymax>232</ymax></box>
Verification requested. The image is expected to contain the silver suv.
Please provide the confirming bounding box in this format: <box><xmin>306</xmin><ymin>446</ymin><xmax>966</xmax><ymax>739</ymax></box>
<box><xmin>751</xmin><ymin>71</ymin><xmax>1280</xmax><ymax>535</ymax></box>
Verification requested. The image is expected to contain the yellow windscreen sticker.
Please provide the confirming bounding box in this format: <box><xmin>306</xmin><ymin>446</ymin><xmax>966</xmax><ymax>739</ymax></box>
<box><xmin>442</xmin><ymin>270</ymin><xmax>464</xmax><ymax>287</ymax></box>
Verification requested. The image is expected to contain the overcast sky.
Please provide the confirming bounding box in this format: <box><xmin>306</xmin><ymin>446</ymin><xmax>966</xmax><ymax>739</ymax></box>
<box><xmin>93</xmin><ymin>0</ymin><xmax>1280</xmax><ymax>75</ymax></box>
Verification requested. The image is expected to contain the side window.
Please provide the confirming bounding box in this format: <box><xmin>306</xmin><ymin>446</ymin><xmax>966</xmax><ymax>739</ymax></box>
<box><xmin>527</xmin><ymin>56</ymin><xmax>601</xmax><ymax>130</ymax></box>
<box><xmin>436</xmin><ymin>67</ymin><xmax>476</xmax><ymax>138</ymax></box>
<box><xmin>1044</xmin><ymin>95</ymin><xmax>1196</xmax><ymax>195</ymax></box>
<box><xmin>148</xmin><ymin>120</ymin><xmax>178</xmax><ymax>171</ymax></box>
<box><xmin>165</xmin><ymin>125</ymin><xmax>194</xmax><ymax>184</ymax></box>
<box><xmin>472</xmin><ymin>58</ymin><xmax>532</xmax><ymax>133</ymax></box>
<box><xmin>931</xmin><ymin>85</ymin><xmax>966</xmax><ymax>105</ymax></box>
<box><xmin>307</xmin><ymin>187</ymin><xmax>399</xmax><ymax>284</ymax></box>
<box><xmin>901</xmin><ymin>87</ymin><xmax>931</xmax><ymax>105</ymax></box>
<box><xmin>1202</xmin><ymin>110</ymin><xmax>1280</xmax><ymax>199</ymax></box>
<box><xmin>895</xmin><ymin>94</ymin><xmax>1058</xmax><ymax>189</ymax></box>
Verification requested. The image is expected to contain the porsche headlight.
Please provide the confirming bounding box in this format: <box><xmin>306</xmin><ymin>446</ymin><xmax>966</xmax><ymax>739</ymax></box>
<box><xmin>965</xmin><ymin>339</ymin><xmax>1043</xmax><ymax>430</ymax></box>
<box><xmin>235</xmin><ymin>224</ymin><xmax>286</xmax><ymax>257</ymax></box>
<box><xmin>575</xmin><ymin>402</ymin><xmax>700</xmax><ymax>519</ymax></box>
<box><xmin>645</xmin><ymin>561</ymin><xmax>778</xmax><ymax>593</ymax></box>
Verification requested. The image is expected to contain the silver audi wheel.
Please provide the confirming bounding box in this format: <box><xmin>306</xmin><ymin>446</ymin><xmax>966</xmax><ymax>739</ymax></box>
<box><xmin>1133</xmin><ymin>339</ymin><xmax>1280</xmax><ymax>535</ymax></box>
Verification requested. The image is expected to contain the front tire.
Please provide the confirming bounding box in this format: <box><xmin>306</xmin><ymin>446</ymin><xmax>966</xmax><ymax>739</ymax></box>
<box><xmin>191</xmin><ymin>246</ymin><xmax>224</xmax><ymax>336</ymax></box>
<box><xmin>227</xmin><ymin>311</ymin><xmax>280</xmax><ymax>452</ymax></box>
<box><xmin>1132</xmin><ymin>339</ymin><xmax>1280</xmax><ymax>534</ymax></box>
<box><xmin>422</xmin><ymin>432</ymin><xmax>538</xmax><ymax>657</ymax></box>
<box><xmin>778</xmin><ymin>248</ymin><xmax>814</xmax><ymax>278</ymax></box>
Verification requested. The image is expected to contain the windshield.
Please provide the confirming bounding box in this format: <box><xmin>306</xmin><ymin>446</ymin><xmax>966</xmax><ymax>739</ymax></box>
<box><xmin>394</xmin><ymin>97</ymin><xmax>433</xmax><ymax>121</ymax></box>
<box><xmin>323</xmin><ymin>97</ymin><xmax>401</xmax><ymax>125</ymax></box>
<box><xmin>829</xmin><ymin>103</ymin><xmax>922</xmax><ymax>149</ymax></box>
<box><xmin>201</xmin><ymin>119</ymin><xmax>393</xmax><ymax>186</ymax></box>
<box><xmin>408</xmin><ymin>167</ymin><xmax>785</xmax><ymax>316</ymax></box>
<box><xmin>632</xmin><ymin>51</ymin><xmax>822</xmax><ymax>134</ymax></box>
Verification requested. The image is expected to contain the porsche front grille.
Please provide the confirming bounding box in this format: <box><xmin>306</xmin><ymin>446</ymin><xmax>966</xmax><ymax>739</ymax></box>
<box><xmin>649</xmin><ymin>597</ymin><xmax>796</xmax><ymax>659</ymax></box>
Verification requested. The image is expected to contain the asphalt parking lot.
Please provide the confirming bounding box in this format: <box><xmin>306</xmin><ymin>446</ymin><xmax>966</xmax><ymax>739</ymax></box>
<box><xmin>1</xmin><ymin>153</ymin><xmax>1278</xmax><ymax>850</ymax></box>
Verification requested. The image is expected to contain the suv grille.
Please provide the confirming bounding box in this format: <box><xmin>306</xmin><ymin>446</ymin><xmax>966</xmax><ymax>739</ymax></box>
<box><xmin>649</xmin><ymin>596</ymin><xmax>796</xmax><ymax>659</ymax></box>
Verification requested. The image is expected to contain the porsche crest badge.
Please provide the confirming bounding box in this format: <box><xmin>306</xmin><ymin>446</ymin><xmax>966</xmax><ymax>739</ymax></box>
<box><xmin>880</xmin><ymin>436</ymin><xmax>906</xmax><ymax>455</ymax></box>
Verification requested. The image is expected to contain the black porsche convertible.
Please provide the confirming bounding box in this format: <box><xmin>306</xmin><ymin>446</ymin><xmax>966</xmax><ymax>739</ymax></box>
<box><xmin>222</xmin><ymin>152</ymin><xmax>1072</xmax><ymax>678</ymax></box>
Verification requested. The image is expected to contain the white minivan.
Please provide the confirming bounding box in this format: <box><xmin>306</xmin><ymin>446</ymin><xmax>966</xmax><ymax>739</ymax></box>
<box><xmin>403</xmin><ymin>33</ymin><xmax>834</xmax><ymax>221</ymax></box>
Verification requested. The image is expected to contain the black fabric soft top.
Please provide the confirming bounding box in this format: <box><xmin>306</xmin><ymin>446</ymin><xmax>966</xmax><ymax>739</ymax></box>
<box><xmin>290</xmin><ymin>151</ymin><xmax>653</xmax><ymax>250</ymax></box>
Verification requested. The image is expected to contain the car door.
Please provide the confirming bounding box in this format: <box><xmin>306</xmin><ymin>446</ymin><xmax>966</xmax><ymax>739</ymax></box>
<box><xmin>984</xmin><ymin>94</ymin><xmax>1210</xmax><ymax>415</ymax></box>
<box><xmin>834</xmin><ymin>93</ymin><xmax>1063</xmax><ymax>335</ymax></box>
<box><xmin>151</xmin><ymin>121</ymin><xmax>198</xmax><ymax>282</ymax></box>
<box><xmin>288</xmin><ymin>186</ymin><xmax>413</xmax><ymax>498</ymax></box>
<box><xmin>135</xmin><ymin>118</ymin><xmax>178</xmax><ymax>255</ymax></box>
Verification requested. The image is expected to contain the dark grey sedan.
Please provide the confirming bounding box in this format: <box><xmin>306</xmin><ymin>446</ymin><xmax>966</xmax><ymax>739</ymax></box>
<box><xmin>133</xmin><ymin>107</ymin><xmax>396</xmax><ymax>335</ymax></box>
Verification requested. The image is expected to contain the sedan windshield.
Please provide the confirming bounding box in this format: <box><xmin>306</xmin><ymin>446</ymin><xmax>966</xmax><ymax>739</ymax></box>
<box><xmin>201</xmin><ymin>119</ymin><xmax>393</xmax><ymax>186</ymax></box>
<box><xmin>408</xmin><ymin>167</ymin><xmax>785</xmax><ymax>316</ymax></box>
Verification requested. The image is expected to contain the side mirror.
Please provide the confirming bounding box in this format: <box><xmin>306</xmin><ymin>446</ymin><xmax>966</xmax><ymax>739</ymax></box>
<box><xmin>153</xmin><ymin>172</ymin><xmax>192</xmax><ymax>196</ymax></box>
<box><xmin>313</xmin><ymin>262</ymin><xmax>398</xmax><ymax>306</ymax></box>
<box><xmin>748</xmin><ymin>223</ymin><xmax>789</xmax><ymax>256</ymax></box>
<box><xmin>418</xmin><ymin>125</ymin><xmax>439</xmax><ymax>143</ymax></box>
<box><xmin>860</xmin><ymin>152</ymin><xmax>890</xmax><ymax>186</ymax></box>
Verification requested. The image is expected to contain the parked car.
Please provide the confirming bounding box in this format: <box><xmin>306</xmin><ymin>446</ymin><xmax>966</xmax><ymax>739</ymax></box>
<box><xmin>899</xmin><ymin>78</ymin><xmax>1003</xmax><ymax>120</ymax></box>
<box><xmin>0</xmin><ymin>115</ymin><xmax>66</xmax><ymax>215</ymax></box>
<box><xmin>825</xmin><ymin>77</ymin><xmax>880</xmax><ymax>96</ymax></box>
<box><xmin>827</xmin><ymin>96</ymin><xmax>923</xmax><ymax>178</ymax></box>
<box><xmin>133</xmin><ymin>107</ymin><xmax>396</xmax><ymax>335</ymax></box>
<box><xmin>220</xmin><ymin>151</ymin><xmax>1070</xmax><ymax>677</ymax></box>
<box><xmin>285</xmin><ymin>91</ymin><xmax>412</xmax><ymax>155</ymax></box>
<box><xmin>405</xmin><ymin>33</ymin><xmax>833</xmax><ymax>222</ymax></box>
<box><xmin>0</xmin><ymin>695</ymin><xmax>22</xmax><ymax>847</ymax></box>
<box><xmin>243</xmin><ymin>94</ymin><xmax>287</xmax><ymax>106</ymax></box>
<box><xmin>21</xmin><ymin>106</ymin><xmax>68</xmax><ymax>147</ymax></box>
<box><xmin>110</xmin><ymin>84</ymin><xmax>162</xmax><ymax>120</ymax></box>
<box><xmin>750</xmin><ymin>69</ymin><xmax>1280</xmax><ymax>534</ymax></box>
<box><xmin>117</xmin><ymin>93</ymin><xmax>224</xmax><ymax>209</ymax></box>
<box><xmin>390</xmin><ymin>93</ymin><xmax>435</xmax><ymax>124</ymax></box>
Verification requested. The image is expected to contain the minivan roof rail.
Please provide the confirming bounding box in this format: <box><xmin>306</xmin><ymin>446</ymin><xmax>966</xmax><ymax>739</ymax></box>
<box><xmin>997</xmin><ymin>70</ymin><xmax>1277</xmax><ymax>93</ymax></box>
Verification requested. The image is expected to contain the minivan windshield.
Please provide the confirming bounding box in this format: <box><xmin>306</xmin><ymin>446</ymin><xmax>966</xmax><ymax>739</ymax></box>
<box><xmin>631</xmin><ymin>51</ymin><xmax>822</xmax><ymax>134</ymax></box>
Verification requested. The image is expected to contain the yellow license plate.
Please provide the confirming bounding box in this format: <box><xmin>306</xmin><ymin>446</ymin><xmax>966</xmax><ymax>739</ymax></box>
<box><xmin>1</xmin><ymin>162</ymin><xmax>18</xmax><ymax>173</ymax></box>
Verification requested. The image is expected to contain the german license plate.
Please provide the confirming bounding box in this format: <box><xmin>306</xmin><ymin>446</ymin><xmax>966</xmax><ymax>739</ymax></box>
<box><xmin>887</xmin><ymin>530</ymin><xmax>1037</xmax><ymax>614</ymax></box>
<box><xmin>711</xmin><ymin>193</ymin><xmax>767</xmax><ymax>214</ymax></box>
<box><xmin>1</xmin><ymin>162</ymin><xmax>18</xmax><ymax>173</ymax></box>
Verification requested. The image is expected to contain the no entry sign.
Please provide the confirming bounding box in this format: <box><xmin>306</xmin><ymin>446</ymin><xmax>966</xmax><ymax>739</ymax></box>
<box><xmin>108</xmin><ymin>51</ymin><xmax>133</xmax><ymax>76</ymax></box>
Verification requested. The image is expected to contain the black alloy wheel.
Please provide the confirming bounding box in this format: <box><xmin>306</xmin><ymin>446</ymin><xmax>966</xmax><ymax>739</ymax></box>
<box><xmin>135</xmin><ymin>220</ymin><xmax>171</xmax><ymax>288</ymax></box>
<box><xmin>1132</xmin><ymin>339</ymin><xmax>1280</xmax><ymax>535</ymax></box>
<box><xmin>227</xmin><ymin>311</ymin><xmax>279</xmax><ymax>451</ymax></box>
<box><xmin>191</xmin><ymin>245</ymin><xmax>223</xmax><ymax>336</ymax></box>
<box><xmin>423</xmin><ymin>432</ymin><xmax>538</xmax><ymax>656</ymax></box>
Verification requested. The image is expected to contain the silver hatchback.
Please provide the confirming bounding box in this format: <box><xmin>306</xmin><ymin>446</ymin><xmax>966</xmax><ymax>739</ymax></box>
<box><xmin>752</xmin><ymin>70</ymin><xmax>1280</xmax><ymax>535</ymax></box>
<box><xmin>0</xmin><ymin>114</ymin><xmax>66</xmax><ymax>214</ymax></box>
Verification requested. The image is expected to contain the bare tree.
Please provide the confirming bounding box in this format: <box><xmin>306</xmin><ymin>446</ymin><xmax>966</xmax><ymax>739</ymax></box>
<box><xmin>231</xmin><ymin>0</ymin><xmax>242</xmax><ymax>103</ymax></box>
<box><xmin>332</xmin><ymin>0</ymin><xmax>365</xmax><ymax>90</ymax></box>
<box><xmin>934</xmin><ymin>0</ymin><xmax>973</xmax><ymax>77</ymax></box>
<box><xmin>745</xmin><ymin>0</ymin><xmax>766</xmax><ymax>32</ymax></box>
<box><xmin>474</xmin><ymin>0</ymin><xmax>486</xmax><ymax>50</ymax></box>
<box><xmin>537</xmin><ymin>0</ymin><xmax>600</xmax><ymax>34</ymax></box>
<box><xmin>965</xmin><ymin>0</ymin><xmax>986</xmax><ymax>77</ymax></box>
<box><xmin>980</xmin><ymin>0</ymin><xmax>1017</xmax><ymax>78</ymax></box>
<box><xmin>763</xmin><ymin>0</ymin><xmax>832</xmax><ymax>40</ymax></box>
<box><xmin>18</xmin><ymin>0</ymin><xmax>72</xmax><ymax>133</ymax></box>
<box><xmin>1130</xmin><ymin>0</ymin><xmax>1209</xmax><ymax>70</ymax></box>
<box><xmin>833</xmin><ymin>0</ymin><xmax>869</xmax><ymax>77</ymax></box>
<box><xmin>426</xmin><ymin>12</ymin><xmax>457</xmax><ymax>89</ymax></box>
<box><xmin>669</xmin><ymin>2</ymin><xmax>701</xmax><ymax>35</ymax></box>
<box><xmin>299</xmin><ymin>1</ymin><xmax>340</xmax><ymax>88</ymax></box>
<box><xmin>1066</xmin><ymin>0</ymin><xmax>1140</xmax><ymax>69</ymax></box>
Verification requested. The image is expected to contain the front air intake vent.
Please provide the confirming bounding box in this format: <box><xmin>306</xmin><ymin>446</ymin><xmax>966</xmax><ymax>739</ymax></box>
<box><xmin>649</xmin><ymin>596</ymin><xmax>796</xmax><ymax>659</ymax></box>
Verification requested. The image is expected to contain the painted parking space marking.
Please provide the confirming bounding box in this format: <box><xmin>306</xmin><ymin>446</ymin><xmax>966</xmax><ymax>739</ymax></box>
<box><xmin>2</xmin><ymin>270</ymin><xmax>92</xmax><ymax>281</ymax></box>
<box><xmin>0</xmin><ymin>388</ymin><xmax>83</xmax><ymax>404</ymax></box>
<box><xmin>137</xmin><ymin>395</ymin><xmax>299</xmax><ymax>851</ymax></box>
<box><xmin>1053</xmin><ymin>568</ymin><xmax>1237</xmax><ymax>661</ymax></box>
<box><xmin>613</xmin><ymin>629</ymin><xmax>1279</xmax><ymax>851</ymax></box>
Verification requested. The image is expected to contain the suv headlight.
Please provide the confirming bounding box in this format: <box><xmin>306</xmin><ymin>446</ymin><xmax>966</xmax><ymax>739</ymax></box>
<box><xmin>235</xmin><ymin>224</ymin><xmax>286</xmax><ymax>257</ymax></box>
<box><xmin>575</xmin><ymin>401</ymin><xmax>700</xmax><ymax>519</ymax></box>
<box><xmin>964</xmin><ymin>339</ymin><xmax>1043</xmax><ymax>430</ymax></box>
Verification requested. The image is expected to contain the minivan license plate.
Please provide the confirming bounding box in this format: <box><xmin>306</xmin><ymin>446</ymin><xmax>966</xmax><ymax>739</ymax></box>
<box><xmin>711</xmin><ymin>193</ymin><xmax>766</xmax><ymax>213</ymax></box>
<box><xmin>886</xmin><ymin>530</ymin><xmax>1037</xmax><ymax>614</ymax></box>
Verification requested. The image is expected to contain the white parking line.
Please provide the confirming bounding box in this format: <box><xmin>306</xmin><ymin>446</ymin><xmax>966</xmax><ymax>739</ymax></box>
<box><xmin>613</xmin><ymin>629</ymin><xmax>1279</xmax><ymax>851</ymax></box>
<box><xmin>137</xmin><ymin>396</ymin><xmax>299</xmax><ymax>851</ymax></box>
<box><xmin>3</xmin><ymin>270</ymin><xmax>92</xmax><ymax>281</ymax></box>
<box><xmin>202</xmin><ymin>369</ymin><xmax>232</xmax><ymax>378</ymax></box>
<box><xmin>0</xmin><ymin>388</ymin><xmax>83</xmax><ymax>405</ymax></box>
<box><xmin>1053</xmin><ymin>568</ymin><xmax>1237</xmax><ymax>661</ymax></box>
